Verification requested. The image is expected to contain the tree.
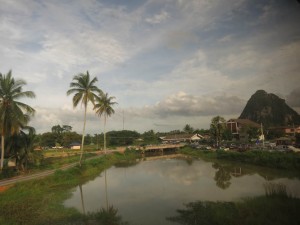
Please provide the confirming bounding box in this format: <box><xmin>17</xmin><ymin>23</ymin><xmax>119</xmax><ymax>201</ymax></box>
<box><xmin>142</xmin><ymin>130</ymin><xmax>159</xmax><ymax>144</ymax></box>
<box><xmin>210</xmin><ymin>116</ymin><xmax>226</xmax><ymax>147</ymax></box>
<box><xmin>61</xmin><ymin>131</ymin><xmax>81</xmax><ymax>147</ymax></box>
<box><xmin>7</xmin><ymin>126</ymin><xmax>37</xmax><ymax>171</ymax></box>
<box><xmin>40</xmin><ymin>132</ymin><xmax>57</xmax><ymax>147</ymax></box>
<box><xmin>66</xmin><ymin>71</ymin><xmax>101</xmax><ymax>166</ymax></box>
<box><xmin>94</xmin><ymin>92</ymin><xmax>117</xmax><ymax>154</ymax></box>
<box><xmin>62</xmin><ymin>125</ymin><xmax>72</xmax><ymax>132</ymax></box>
<box><xmin>51</xmin><ymin>125</ymin><xmax>63</xmax><ymax>134</ymax></box>
<box><xmin>51</xmin><ymin>125</ymin><xmax>64</xmax><ymax>146</ymax></box>
<box><xmin>0</xmin><ymin>71</ymin><xmax>35</xmax><ymax>170</ymax></box>
<box><xmin>183</xmin><ymin>124</ymin><xmax>194</xmax><ymax>134</ymax></box>
<box><xmin>107</xmin><ymin>130</ymin><xmax>140</xmax><ymax>146</ymax></box>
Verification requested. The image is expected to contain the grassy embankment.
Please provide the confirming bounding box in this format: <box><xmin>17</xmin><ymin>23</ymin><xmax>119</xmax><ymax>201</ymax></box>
<box><xmin>179</xmin><ymin>146</ymin><xmax>300</xmax><ymax>170</ymax></box>
<box><xmin>168</xmin><ymin>187</ymin><xmax>300</xmax><ymax>225</ymax></box>
<box><xmin>0</xmin><ymin>150</ymin><xmax>138</xmax><ymax>225</ymax></box>
<box><xmin>0</xmin><ymin>148</ymin><xmax>101</xmax><ymax>179</ymax></box>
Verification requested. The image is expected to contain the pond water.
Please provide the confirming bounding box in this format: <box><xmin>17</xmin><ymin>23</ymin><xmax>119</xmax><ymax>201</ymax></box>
<box><xmin>64</xmin><ymin>155</ymin><xmax>300</xmax><ymax>225</ymax></box>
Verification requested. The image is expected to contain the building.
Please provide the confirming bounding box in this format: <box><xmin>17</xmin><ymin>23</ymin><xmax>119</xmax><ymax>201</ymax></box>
<box><xmin>160</xmin><ymin>133</ymin><xmax>203</xmax><ymax>143</ymax></box>
<box><xmin>69</xmin><ymin>142</ymin><xmax>81</xmax><ymax>150</ymax></box>
<box><xmin>226</xmin><ymin>118</ymin><xmax>261</xmax><ymax>141</ymax></box>
<box><xmin>268</xmin><ymin>125</ymin><xmax>300</xmax><ymax>136</ymax></box>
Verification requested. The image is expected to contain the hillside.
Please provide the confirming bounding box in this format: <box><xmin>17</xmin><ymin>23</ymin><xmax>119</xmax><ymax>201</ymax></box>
<box><xmin>239</xmin><ymin>90</ymin><xmax>300</xmax><ymax>127</ymax></box>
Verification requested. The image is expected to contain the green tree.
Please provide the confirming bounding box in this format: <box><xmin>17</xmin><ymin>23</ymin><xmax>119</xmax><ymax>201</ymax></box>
<box><xmin>51</xmin><ymin>124</ymin><xmax>63</xmax><ymax>134</ymax></box>
<box><xmin>142</xmin><ymin>130</ymin><xmax>159</xmax><ymax>144</ymax></box>
<box><xmin>62</xmin><ymin>125</ymin><xmax>72</xmax><ymax>132</ymax></box>
<box><xmin>94</xmin><ymin>92</ymin><xmax>117</xmax><ymax>154</ymax></box>
<box><xmin>0</xmin><ymin>71</ymin><xmax>35</xmax><ymax>170</ymax></box>
<box><xmin>67</xmin><ymin>71</ymin><xmax>101</xmax><ymax>166</ymax></box>
<box><xmin>40</xmin><ymin>132</ymin><xmax>57</xmax><ymax>147</ymax></box>
<box><xmin>61</xmin><ymin>131</ymin><xmax>81</xmax><ymax>147</ymax></box>
<box><xmin>183</xmin><ymin>124</ymin><xmax>194</xmax><ymax>133</ymax></box>
<box><xmin>7</xmin><ymin>126</ymin><xmax>38</xmax><ymax>171</ymax></box>
<box><xmin>210</xmin><ymin>116</ymin><xmax>226</xmax><ymax>147</ymax></box>
<box><xmin>51</xmin><ymin>125</ymin><xmax>64</xmax><ymax>146</ymax></box>
<box><xmin>107</xmin><ymin>130</ymin><xmax>140</xmax><ymax>146</ymax></box>
<box><xmin>84</xmin><ymin>133</ymin><xmax>92</xmax><ymax>145</ymax></box>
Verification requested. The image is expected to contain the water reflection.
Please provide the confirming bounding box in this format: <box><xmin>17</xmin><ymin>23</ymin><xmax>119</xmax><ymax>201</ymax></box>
<box><xmin>79</xmin><ymin>184</ymin><xmax>86</xmax><ymax>215</ymax></box>
<box><xmin>75</xmin><ymin>176</ymin><xmax>129</xmax><ymax>224</ymax></box>
<box><xmin>168</xmin><ymin>183</ymin><xmax>300</xmax><ymax>225</ymax></box>
<box><xmin>64</xmin><ymin>155</ymin><xmax>300</xmax><ymax>225</ymax></box>
<box><xmin>213</xmin><ymin>163</ymin><xmax>232</xmax><ymax>189</ymax></box>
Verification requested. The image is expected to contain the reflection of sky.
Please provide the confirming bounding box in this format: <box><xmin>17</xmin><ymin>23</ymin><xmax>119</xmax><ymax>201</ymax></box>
<box><xmin>64</xmin><ymin>158</ymin><xmax>300</xmax><ymax>225</ymax></box>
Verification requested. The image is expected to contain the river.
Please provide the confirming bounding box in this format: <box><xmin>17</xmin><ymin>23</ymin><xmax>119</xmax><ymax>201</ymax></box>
<box><xmin>64</xmin><ymin>155</ymin><xmax>300</xmax><ymax>225</ymax></box>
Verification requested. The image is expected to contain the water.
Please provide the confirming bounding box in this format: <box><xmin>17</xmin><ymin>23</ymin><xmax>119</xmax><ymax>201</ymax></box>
<box><xmin>64</xmin><ymin>155</ymin><xmax>300</xmax><ymax>225</ymax></box>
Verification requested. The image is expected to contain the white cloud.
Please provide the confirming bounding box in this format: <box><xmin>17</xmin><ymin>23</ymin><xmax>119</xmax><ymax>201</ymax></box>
<box><xmin>1</xmin><ymin>0</ymin><xmax>299</xmax><ymax>134</ymax></box>
<box><xmin>145</xmin><ymin>10</ymin><xmax>169</xmax><ymax>24</ymax></box>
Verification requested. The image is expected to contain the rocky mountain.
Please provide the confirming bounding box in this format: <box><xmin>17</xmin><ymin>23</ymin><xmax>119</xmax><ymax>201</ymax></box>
<box><xmin>239</xmin><ymin>90</ymin><xmax>300</xmax><ymax>127</ymax></box>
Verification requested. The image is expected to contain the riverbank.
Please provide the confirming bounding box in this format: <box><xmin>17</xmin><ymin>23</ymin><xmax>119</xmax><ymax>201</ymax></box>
<box><xmin>179</xmin><ymin>146</ymin><xmax>300</xmax><ymax>170</ymax></box>
<box><xmin>1</xmin><ymin>150</ymin><xmax>300</xmax><ymax>225</ymax></box>
<box><xmin>0</xmin><ymin>151</ymin><xmax>139</xmax><ymax>225</ymax></box>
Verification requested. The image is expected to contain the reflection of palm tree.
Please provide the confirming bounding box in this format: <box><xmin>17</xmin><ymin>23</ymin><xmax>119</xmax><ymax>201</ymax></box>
<box><xmin>79</xmin><ymin>184</ymin><xmax>86</xmax><ymax>215</ymax></box>
<box><xmin>0</xmin><ymin>71</ymin><xmax>35</xmax><ymax>170</ymax></box>
<box><xmin>105</xmin><ymin>170</ymin><xmax>109</xmax><ymax>210</ymax></box>
<box><xmin>94</xmin><ymin>92</ymin><xmax>117</xmax><ymax>154</ymax></box>
<box><xmin>213</xmin><ymin>163</ymin><xmax>231</xmax><ymax>189</ymax></box>
<box><xmin>67</xmin><ymin>71</ymin><xmax>101</xmax><ymax>166</ymax></box>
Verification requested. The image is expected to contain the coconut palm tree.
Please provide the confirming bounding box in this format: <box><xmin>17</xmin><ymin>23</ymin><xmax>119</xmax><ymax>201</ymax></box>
<box><xmin>67</xmin><ymin>71</ymin><xmax>101</xmax><ymax>166</ymax></box>
<box><xmin>94</xmin><ymin>92</ymin><xmax>117</xmax><ymax>154</ymax></box>
<box><xmin>210</xmin><ymin>116</ymin><xmax>226</xmax><ymax>147</ymax></box>
<box><xmin>0</xmin><ymin>70</ymin><xmax>35</xmax><ymax>170</ymax></box>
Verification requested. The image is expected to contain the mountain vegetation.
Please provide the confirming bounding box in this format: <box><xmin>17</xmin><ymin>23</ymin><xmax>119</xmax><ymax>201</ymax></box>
<box><xmin>239</xmin><ymin>90</ymin><xmax>300</xmax><ymax>127</ymax></box>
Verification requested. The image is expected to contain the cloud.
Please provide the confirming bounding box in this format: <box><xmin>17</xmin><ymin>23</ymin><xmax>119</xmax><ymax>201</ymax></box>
<box><xmin>286</xmin><ymin>88</ymin><xmax>300</xmax><ymax>114</ymax></box>
<box><xmin>145</xmin><ymin>10</ymin><xmax>169</xmax><ymax>24</ymax></box>
<box><xmin>149</xmin><ymin>92</ymin><xmax>246</xmax><ymax>117</ymax></box>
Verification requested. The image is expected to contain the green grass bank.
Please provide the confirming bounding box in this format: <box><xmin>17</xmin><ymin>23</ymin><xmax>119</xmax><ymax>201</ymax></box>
<box><xmin>179</xmin><ymin>147</ymin><xmax>300</xmax><ymax>170</ymax></box>
<box><xmin>0</xmin><ymin>151</ymin><xmax>138</xmax><ymax>225</ymax></box>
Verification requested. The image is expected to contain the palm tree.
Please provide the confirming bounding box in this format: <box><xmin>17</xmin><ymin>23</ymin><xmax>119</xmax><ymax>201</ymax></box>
<box><xmin>210</xmin><ymin>116</ymin><xmax>226</xmax><ymax>147</ymax></box>
<box><xmin>0</xmin><ymin>70</ymin><xmax>35</xmax><ymax>170</ymax></box>
<box><xmin>67</xmin><ymin>71</ymin><xmax>101</xmax><ymax>166</ymax></box>
<box><xmin>94</xmin><ymin>92</ymin><xmax>117</xmax><ymax>154</ymax></box>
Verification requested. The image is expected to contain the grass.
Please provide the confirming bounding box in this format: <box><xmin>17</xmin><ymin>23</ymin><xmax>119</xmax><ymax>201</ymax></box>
<box><xmin>0</xmin><ymin>151</ymin><xmax>99</xmax><ymax>180</ymax></box>
<box><xmin>179</xmin><ymin>146</ymin><xmax>300</xmax><ymax>170</ymax></box>
<box><xmin>168</xmin><ymin>183</ymin><xmax>300</xmax><ymax>225</ymax></box>
<box><xmin>0</xmin><ymin>151</ymin><xmax>139</xmax><ymax>225</ymax></box>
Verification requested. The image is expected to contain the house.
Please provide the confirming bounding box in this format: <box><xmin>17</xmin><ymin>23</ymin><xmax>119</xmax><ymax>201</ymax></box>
<box><xmin>268</xmin><ymin>125</ymin><xmax>300</xmax><ymax>136</ymax></box>
<box><xmin>226</xmin><ymin>118</ymin><xmax>261</xmax><ymax>141</ymax></box>
<box><xmin>160</xmin><ymin>133</ymin><xmax>203</xmax><ymax>143</ymax></box>
<box><xmin>275</xmin><ymin>137</ymin><xmax>292</xmax><ymax>146</ymax></box>
<box><xmin>69</xmin><ymin>142</ymin><xmax>81</xmax><ymax>150</ymax></box>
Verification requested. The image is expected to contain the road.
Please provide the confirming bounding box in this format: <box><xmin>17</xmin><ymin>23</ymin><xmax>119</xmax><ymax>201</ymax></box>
<box><xmin>0</xmin><ymin>154</ymin><xmax>107</xmax><ymax>187</ymax></box>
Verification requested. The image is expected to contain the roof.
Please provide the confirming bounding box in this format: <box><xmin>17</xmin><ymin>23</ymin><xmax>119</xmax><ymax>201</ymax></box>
<box><xmin>69</xmin><ymin>142</ymin><xmax>81</xmax><ymax>146</ymax></box>
<box><xmin>227</xmin><ymin>118</ymin><xmax>260</xmax><ymax>128</ymax></box>
<box><xmin>161</xmin><ymin>133</ymin><xmax>203</xmax><ymax>140</ymax></box>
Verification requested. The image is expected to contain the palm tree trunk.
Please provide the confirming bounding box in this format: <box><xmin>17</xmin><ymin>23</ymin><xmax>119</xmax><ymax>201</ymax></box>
<box><xmin>0</xmin><ymin>134</ymin><xmax>4</xmax><ymax>170</ymax></box>
<box><xmin>79</xmin><ymin>106</ymin><xmax>87</xmax><ymax>167</ymax></box>
<box><xmin>104</xmin><ymin>115</ymin><xmax>107</xmax><ymax>154</ymax></box>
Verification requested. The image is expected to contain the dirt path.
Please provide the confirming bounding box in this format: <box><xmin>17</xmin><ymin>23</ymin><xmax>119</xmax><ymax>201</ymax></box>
<box><xmin>0</xmin><ymin>153</ymin><xmax>107</xmax><ymax>187</ymax></box>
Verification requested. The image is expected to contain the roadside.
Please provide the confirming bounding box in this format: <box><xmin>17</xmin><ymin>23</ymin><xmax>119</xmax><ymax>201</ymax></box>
<box><xmin>0</xmin><ymin>150</ymin><xmax>122</xmax><ymax>187</ymax></box>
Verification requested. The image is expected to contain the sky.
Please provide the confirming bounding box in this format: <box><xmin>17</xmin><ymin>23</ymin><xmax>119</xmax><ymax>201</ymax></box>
<box><xmin>1</xmin><ymin>0</ymin><xmax>300</xmax><ymax>135</ymax></box>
